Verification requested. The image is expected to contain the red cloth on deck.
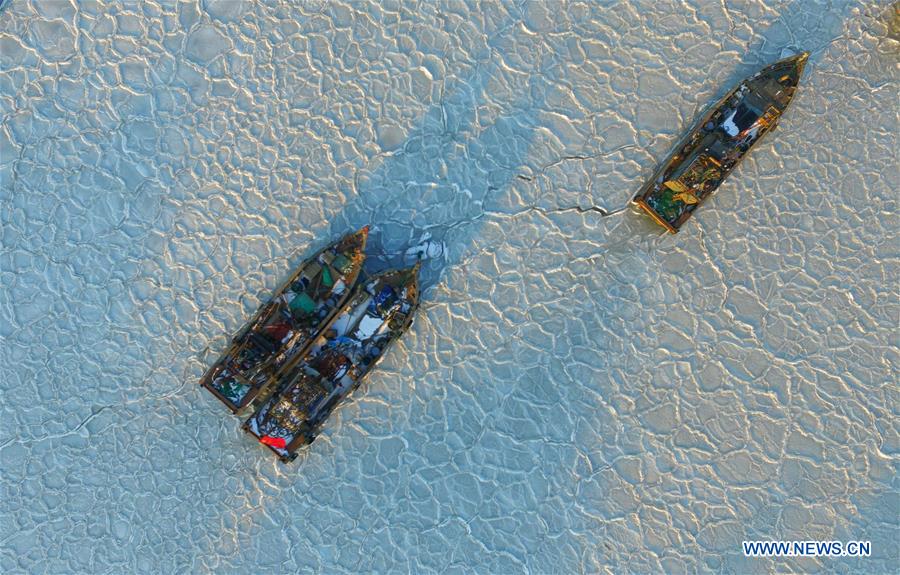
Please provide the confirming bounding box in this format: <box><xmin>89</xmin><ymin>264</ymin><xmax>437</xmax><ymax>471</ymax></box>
<box><xmin>260</xmin><ymin>435</ymin><xmax>287</xmax><ymax>449</ymax></box>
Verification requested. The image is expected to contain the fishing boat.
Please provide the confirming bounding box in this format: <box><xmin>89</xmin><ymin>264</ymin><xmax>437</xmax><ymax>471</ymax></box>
<box><xmin>200</xmin><ymin>227</ymin><xmax>369</xmax><ymax>412</ymax></box>
<box><xmin>243</xmin><ymin>264</ymin><xmax>420</xmax><ymax>462</ymax></box>
<box><xmin>633</xmin><ymin>52</ymin><xmax>810</xmax><ymax>232</ymax></box>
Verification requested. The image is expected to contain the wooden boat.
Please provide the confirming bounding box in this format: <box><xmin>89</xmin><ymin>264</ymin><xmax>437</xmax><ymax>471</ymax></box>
<box><xmin>243</xmin><ymin>264</ymin><xmax>420</xmax><ymax>462</ymax></box>
<box><xmin>633</xmin><ymin>52</ymin><xmax>810</xmax><ymax>232</ymax></box>
<box><xmin>200</xmin><ymin>227</ymin><xmax>368</xmax><ymax>412</ymax></box>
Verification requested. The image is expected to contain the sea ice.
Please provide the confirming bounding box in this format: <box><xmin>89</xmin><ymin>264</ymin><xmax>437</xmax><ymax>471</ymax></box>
<box><xmin>0</xmin><ymin>1</ymin><xmax>897</xmax><ymax>573</ymax></box>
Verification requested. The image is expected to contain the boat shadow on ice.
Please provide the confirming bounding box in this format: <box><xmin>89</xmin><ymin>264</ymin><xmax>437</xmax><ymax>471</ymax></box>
<box><xmin>320</xmin><ymin>62</ymin><xmax>543</xmax><ymax>293</ymax></box>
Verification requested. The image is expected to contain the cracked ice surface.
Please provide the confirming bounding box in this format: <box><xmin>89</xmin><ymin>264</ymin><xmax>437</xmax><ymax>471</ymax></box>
<box><xmin>1</xmin><ymin>0</ymin><xmax>898</xmax><ymax>573</ymax></box>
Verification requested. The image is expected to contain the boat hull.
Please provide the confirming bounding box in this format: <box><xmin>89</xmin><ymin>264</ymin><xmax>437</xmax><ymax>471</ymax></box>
<box><xmin>200</xmin><ymin>228</ymin><xmax>368</xmax><ymax>412</ymax></box>
<box><xmin>633</xmin><ymin>52</ymin><xmax>810</xmax><ymax>232</ymax></box>
<box><xmin>243</xmin><ymin>265</ymin><xmax>420</xmax><ymax>462</ymax></box>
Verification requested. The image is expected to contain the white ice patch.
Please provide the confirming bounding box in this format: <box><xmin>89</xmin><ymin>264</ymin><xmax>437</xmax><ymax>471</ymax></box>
<box><xmin>405</xmin><ymin>232</ymin><xmax>445</xmax><ymax>263</ymax></box>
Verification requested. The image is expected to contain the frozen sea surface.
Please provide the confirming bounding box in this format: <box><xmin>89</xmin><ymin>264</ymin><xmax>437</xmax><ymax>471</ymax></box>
<box><xmin>1</xmin><ymin>0</ymin><xmax>898</xmax><ymax>573</ymax></box>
